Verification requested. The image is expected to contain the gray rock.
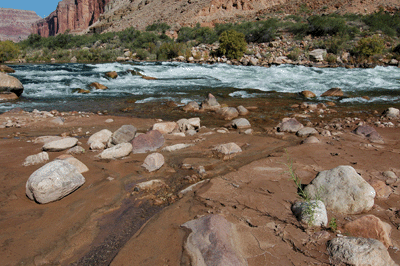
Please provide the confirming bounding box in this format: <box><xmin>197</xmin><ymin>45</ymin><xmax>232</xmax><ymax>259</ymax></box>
<box><xmin>296</xmin><ymin>127</ymin><xmax>318</xmax><ymax>137</ymax></box>
<box><xmin>162</xmin><ymin>143</ymin><xmax>194</xmax><ymax>152</ymax></box>
<box><xmin>201</xmin><ymin>93</ymin><xmax>221</xmax><ymax>111</ymax></box>
<box><xmin>382</xmin><ymin>107</ymin><xmax>399</xmax><ymax>118</ymax></box>
<box><xmin>67</xmin><ymin>146</ymin><xmax>85</xmax><ymax>155</ymax></box>
<box><xmin>0</xmin><ymin>73</ymin><xmax>24</xmax><ymax>97</ymax></box>
<box><xmin>112</xmin><ymin>125</ymin><xmax>137</xmax><ymax>145</ymax></box>
<box><xmin>134</xmin><ymin>179</ymin><xmax>166</xmax><ymax>191</ymax></box>
<box><xmin>98</xmin><ymin>143</ymin><xmax>133</xmax><ymax>159</ymax></box>
<box><xmin>217</xmin><ymin>107</ymin><xmax>239</xmax><ymax>120</ymax></box>
<box><xmin>142</xmin><ymin>153</ymin><xmax>165</xmax><ymax>172</ymax></box>
<box><xmin>23</xmin><ymin>152</ymin><xmax>49</xmax><ymax>166</ymax></box>
<box><xmin>237</xmin><ymin>105</ymin><xmax>249</xmax><ymax>116</ymax></box>
<box><xmin>152</xmin><ymin>122</ymin><xmax>178</xmax><ymax>134</ymax></box>
<box><xmin>327</xmin><ymin>237</ymin><xmax>397</xmax><ymax>266</ymax></box>
<box><xmin>182</xmin><ymin>215</ymin><xmax>247</xmax><ymax>266</ymax></box>
<box><xmin>213</xmin><ymin>143</ymin><xmax>242</xmax><ymax>160</ymax></box>
<box><xmin>183</xmin><ymin>101</ymin><xmax>200</xmax><ymax>112</ymax></box>
<box><xmin>34</xmin><ymin>136</ymin><xmax>63</xmax><ymax>144</ymax></box>
<box><xmin>309</xmin><ymin>49</ymin><xmax>326</xmax><ymax>62</ymax></box>
<box><xmin>42</xmin><ymin>137</ymin><xmax>78</xmax><ymax>152</ymax></box>
<box><xmin>186</xmin><ymin>129</ymin><xmax>197</xmax><ymax>136</ymax></box>
<box><xmin>278</xmin><ymin>118</ymin><xmax>304</xmax><ymax>133</ymax></box>
<box><xmin>302</xmin><ymin>136</ymin><xmax>320</xmax><ymax>144</ymax></box>
<box><xmin>50</xmin><ymin>117</ymin><xmax>64</xmax><ymax>125</ymax></box>
<box><xmin>26</xmin><ymin>160</ymin><xmax>85</xmax><ymax>204</ymax></box>
<box><xmin>56</xmin><ymin>155</ymin><xmax>89</xmax><ymax>173</ymax></box>
<box><xmin>353</xmin><ymin>125</ymin><xmax>384</xmax><ymax>143</ymax></box>
<box><xmin>131</xmin><ymin>130</ymin><xmax>165</xmax><ymax>154</ymax></box>
<box><xmin>177</xmin><ymin>118</ymin><xmax>200</xmax><ymax>132</ymax></box>
<box><xmin>88</xmin><ymin>129</ymin><xmax>112</xmax><ymax>150</ymax></box>
<box><xmin>383</xmin><ymin>171</ymin><xmax>398</xmax><ymax>179</ymax></box>
<box><xmin>227</xmin><ymin>118</ymin><xmax>251</xmax><ymax>129</ymax></box>
<box><xmin>291</xmin><ymin>200</ymin><xmax>328</xmax><ymax>227</ymax></box>
<box><xmin>304</xmin><ymin>165</ymin><xmax>376</xmax><ymax>214</ymax></box>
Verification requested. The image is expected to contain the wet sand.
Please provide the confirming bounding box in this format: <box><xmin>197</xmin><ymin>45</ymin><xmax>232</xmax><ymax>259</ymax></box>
<box><xmin>0</xmin><ymin>96</ymin><xmax>399</xmax><ymax>265</ymax></box>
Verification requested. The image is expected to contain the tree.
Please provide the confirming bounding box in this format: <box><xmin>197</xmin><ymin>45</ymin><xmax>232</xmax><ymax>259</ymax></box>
<box><xmin>0</xmin><ymin>41</ymin><xmax>20</xmax><ymax>62</ymax></box>
<box><xmin>218</xmin><ymin>30</ymin><xmax>247</xmax><ymax>59</ymax></box>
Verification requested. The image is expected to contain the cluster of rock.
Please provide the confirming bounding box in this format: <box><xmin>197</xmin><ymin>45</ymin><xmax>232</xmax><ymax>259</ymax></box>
<box><xmin>173</xmin><ymin>40</ymin><xmax>400</xmax><ymax>68</ymax></box>
<box><xmin>22</xmin><ymin>97</ymin><xmax>251</xmax><ymax>204</ymax></box>
<box><xmin>272</xmin><ymin>112</ymin><xmax>399</xmax><ymax>264</ymax></box>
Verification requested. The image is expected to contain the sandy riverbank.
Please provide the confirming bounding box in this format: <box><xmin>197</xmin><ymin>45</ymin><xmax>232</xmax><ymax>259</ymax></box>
<box><xmin>0</xmin><ymin>97</ymin><xmax>399</xmax><ymax>265</ymax></box>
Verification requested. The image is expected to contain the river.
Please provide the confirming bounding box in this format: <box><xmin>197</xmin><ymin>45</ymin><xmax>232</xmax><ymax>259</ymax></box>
<box><xmin>2</xmin><ymin>62</ymin><xmax>400</xmax><ymax>114</ymax></box>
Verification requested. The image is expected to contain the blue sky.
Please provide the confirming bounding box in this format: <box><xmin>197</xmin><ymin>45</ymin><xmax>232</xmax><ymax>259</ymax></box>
<box><xmin>1</xmin><ymin>1</ymin><xmax>59</xmax><ymax>18</ymax></box>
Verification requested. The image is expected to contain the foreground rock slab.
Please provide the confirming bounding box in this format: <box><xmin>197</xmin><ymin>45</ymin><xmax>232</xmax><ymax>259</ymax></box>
<box><xmin>304</xmin><ymin>165</ymin><xmax>376</xmax><ymax>214</ymax></box>
<box><xmin>131</xmin><ymin>130</ymin><xmax>164</xmax><ymax>154</ymax></box>
<box><xmin>181</xmin><ymin>215</ymin><xmax>247</xmax><ymax>266</ymax></box>
<box><xmin>327</xmin><ymin>237</ymin><xmax>397</xmax><ymax>266</ymax></box>
<box><xmin>42</xmin><ymin>137</ymin><xmax>78</xmax><ymax>152</ymax></box>
<box><xmin>26</xmin><ymin>160</ymin><xmax>85</xmax><ymax>204</ymax></box>
<box><xmin>344</xmin><ymin>215</ymin><xmax>392</xmax><ymax>248</ymax></box>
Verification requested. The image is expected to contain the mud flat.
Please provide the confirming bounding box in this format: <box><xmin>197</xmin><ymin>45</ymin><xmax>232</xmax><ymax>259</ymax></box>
<box><xmin>0</xmin><ymin>97</ymin><xmax>399</xmax><ymax>265</ymax></box>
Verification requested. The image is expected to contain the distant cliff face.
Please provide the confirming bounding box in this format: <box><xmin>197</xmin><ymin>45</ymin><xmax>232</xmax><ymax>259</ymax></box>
<box><xmin>32</xmin><ymin>0</ymin><xmax>112</xmax><ymax>37</ymax></box>
<box><xmin>0</xmin><ymin>8</ymin><xmax>41</xmax><ymax>42</ymax></box>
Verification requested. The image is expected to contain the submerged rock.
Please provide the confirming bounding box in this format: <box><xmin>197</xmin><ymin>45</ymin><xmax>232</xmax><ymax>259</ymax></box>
<box><xmin>321</xmin><ymin>87</ymin><xmax>344</xmax><ymax>97</ymax></box>
<box><xmin>26</xmin><ymin>160</ymin><xmax>85</xmax><ymax>204</ymax></box>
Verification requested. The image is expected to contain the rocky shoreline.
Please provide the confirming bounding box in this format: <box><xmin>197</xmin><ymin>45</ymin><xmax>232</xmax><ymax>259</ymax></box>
<box><xmin>0</xmin><ymin>89</ymin><xmax>400</xmax><ymax>265</ymax></box>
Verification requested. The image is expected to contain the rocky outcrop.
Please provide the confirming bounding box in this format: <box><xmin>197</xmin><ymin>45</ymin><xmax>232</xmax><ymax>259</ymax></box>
<box><xmin>0</xmin><ymin>8</ymin><xmax>41</xmax><ymax>42</ymax></box>
<box><xmin>33</xmin><ymin>0</ymin><xmax>112</xmax><ymax>37</ymax></box>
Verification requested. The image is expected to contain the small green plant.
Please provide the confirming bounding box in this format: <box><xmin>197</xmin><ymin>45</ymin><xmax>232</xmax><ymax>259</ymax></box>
<box><xmin>329</xmin><ymin>217</ymin><xmax>338</xmax><ymax>232</ymax></box>
<box><xmin>284</xmin><ymin>151</ymin><xmax>325</xmax><ymax>227</ymax></box>
<box><xmin>354</xmin><ymin>35</ymin><xmax>385</xmax><ymax>57</ymax></box>
<box><xmin>287</xmin><ymin>47</ymin><xmax>302</xmax><ymax>61</ymax></box>
<box><xmin>218</xmin><ymin>29</ymin><xmax>247</xmax><ymax>59</ymax></box>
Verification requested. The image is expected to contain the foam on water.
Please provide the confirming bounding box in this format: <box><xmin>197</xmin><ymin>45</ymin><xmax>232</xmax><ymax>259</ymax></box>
<box><xmin>2</xmin><ymin>62</ymin><xmax>399</xmax><ymax>113</ymax></box>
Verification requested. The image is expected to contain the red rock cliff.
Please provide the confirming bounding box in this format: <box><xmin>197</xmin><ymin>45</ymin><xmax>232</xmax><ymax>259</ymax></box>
<box><xmin>33</xmin><ymin>0</ymin><xmax>111</xmax><ymax>37</ymax></box>
<box><xmin>0</xmin><ymin>8</ymin><xmax>41</xmax><ymax>42</ymax></box>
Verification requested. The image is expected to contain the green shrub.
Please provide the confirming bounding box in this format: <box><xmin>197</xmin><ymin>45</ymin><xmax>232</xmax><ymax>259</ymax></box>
<box><xmin>354</xmin><ymin>35</ymin><xmax>385</xmax><ymax>56</ymax></box>
<box><xmin>146</xmin><ymin>22</ymin><xmax>171</xmax><ymax>33</ymax></box>
<box><xmin>156</xmin><ymin>42</ymin><xmax>189</xmax><ymax>60</ymax></box>
<box><xmin>287</xmin><ymin>47</ymin><xmax>302</xmax><ymax>61</ymax></box>
<box><xmin>324</xmin><ymin>35</ymin><xmax>351</xmax><ymax>54</ymax></box>
<box><xmin>177</xmin><ymin>24</ymin><xmax>218</xmax><ymax>44</ymax></box>
<box><xmin>0</xmin><ymin>41</ymin><xmax>20</xmax><ymax>62</ymax></box>
<box><xmin>363</xmin><ymin>11</ymin><xmax>400</xmax><ymax>37</ymax></box>
<box><xmin>218</xmin><ymin>30</ymin><xmax>247</xmax><ymax>59</ymax></box>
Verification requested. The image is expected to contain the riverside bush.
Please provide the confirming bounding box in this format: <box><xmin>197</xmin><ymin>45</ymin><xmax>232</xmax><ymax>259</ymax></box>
<box><xmin>363</xmin><ymin>11</ymin><xmax>400</xmax><ymax>37</ymax></box>
<box><xmin>146</xmin><ymin>22</ymin><xmax>170</xmax><ymax>33</ymax></box>
<box><xmin>0</xmin><ymin>41</ymin><xmax>20</xmax><ymax>62</ymax></box>
<box><xmin>354</xmin><ymin>35</ymin><xmax>385</xmax><ymax>57</ymax></box>
<box><xmin>177</xmin><ymin>24</ymin><xmax>218</xmax><ymax>44</ymax></box>
<box><xmin>218</xmin><ymin>30</ymin><xmax>247</xmax><ymax>59</ymax></box>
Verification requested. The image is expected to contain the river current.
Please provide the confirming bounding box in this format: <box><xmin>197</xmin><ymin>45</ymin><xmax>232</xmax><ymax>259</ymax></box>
<box><xmin>2</xmin><ymin>62</ymin><xmax>400</xmax><ymax>113</ymax></box>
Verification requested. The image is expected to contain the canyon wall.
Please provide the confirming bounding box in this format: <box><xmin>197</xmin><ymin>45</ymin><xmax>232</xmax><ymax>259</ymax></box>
<box><xmin>32</xmin><ymin>0</ymin><xmax>112</xmax><ymax>37</ymax></box>
<box><xmin>0</xmin><ymin>8</ymin><xmax>41</xmax><ymax>42</ymax></box>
